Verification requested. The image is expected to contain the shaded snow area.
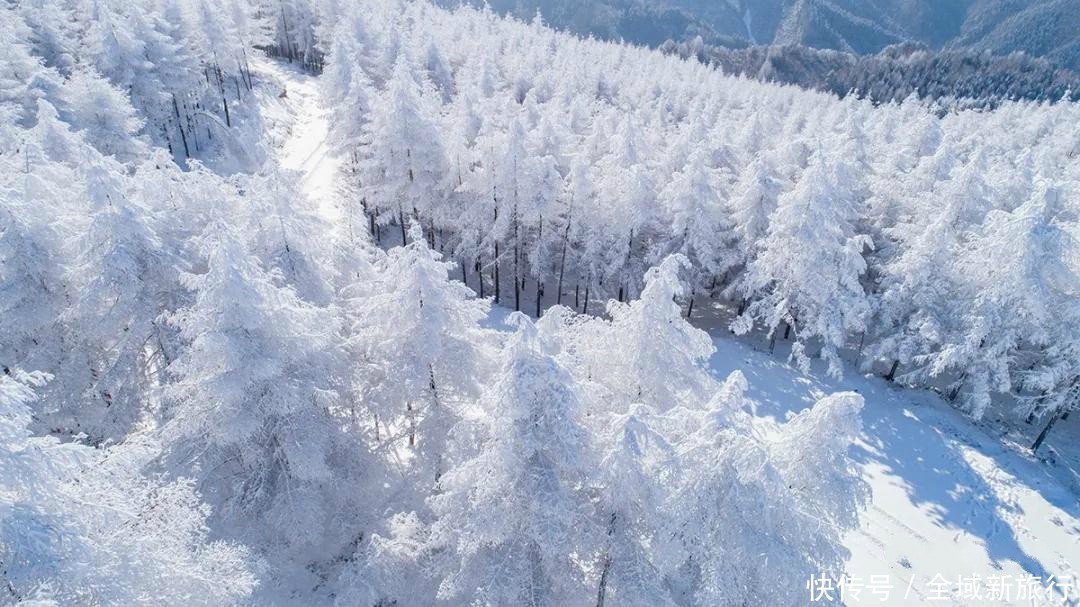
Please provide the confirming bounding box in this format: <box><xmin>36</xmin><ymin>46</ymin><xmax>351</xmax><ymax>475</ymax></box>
<box><xmin>694</xmin><ymin>301</ymin><xmax>1080</xmax><ymax>607</ymax></box>
<box><xmin>264</xmin><ymin>55</ymin><xmax>1079</xmax><ymax>607</ymax></box>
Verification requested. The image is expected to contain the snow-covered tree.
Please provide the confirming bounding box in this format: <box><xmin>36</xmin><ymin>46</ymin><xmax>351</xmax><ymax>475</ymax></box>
<box><xmin>734</xmin><ymin>147</ymin><xmax>873</xmax><ymax>377</ymax></box>
<box><xmin>347</xmin><ymin>223</ymin><xmax>492</xmax><ymax>483</ymax></box>
<box><xmin>53</xmin><ymin>158</ymin><xmax>175</xmax><ymax>441</ymax></box>
<box><xmin>360</xmin><ymin>54</ymin><xmax>448</xmax><ymax>246</ymax></box>
<box><xmin>666</xmin><ymin>375</ymin><xmax>867</xmax><ymax>607</ymax></box>
<box><xmin>162</xmin><ymin>218</ymin><xmax>364</xmax><ymax>564</ymax></box>
<box><xmin>598</xmin><ymin>255</ymin><xmax>716</xmax><ymax>411</ymax></box>
<box><xmin>427</xmin><ymin>314</ymin><xmax>600</xmax><ymax>606</ymax></box>
<box><xmin>0</xmin><ymin>369</ymin><xmax>256</xmax><ymax>605</ymax></box>
<box><xmin>659</xmin><ymin>147</ymin><xmax>737</xmax><ymax>306</ymax></box>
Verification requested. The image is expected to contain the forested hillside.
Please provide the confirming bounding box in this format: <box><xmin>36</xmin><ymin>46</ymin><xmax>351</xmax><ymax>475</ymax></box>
<box><xmin>1</xmin><ymin>1</ymin><xmax>1077</xmax><ymax>605</ymax></box>
<box><xmin>662</xmin><ymin>39</ymin><xmax>1080</xmax><ymax>107</ymax></box>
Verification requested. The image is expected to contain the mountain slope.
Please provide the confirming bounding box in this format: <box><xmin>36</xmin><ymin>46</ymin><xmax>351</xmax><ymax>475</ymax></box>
<box><xmin>458</xmin><ymin>0</ymin><xmax>1080</xmax><ymax>69</ymax></box>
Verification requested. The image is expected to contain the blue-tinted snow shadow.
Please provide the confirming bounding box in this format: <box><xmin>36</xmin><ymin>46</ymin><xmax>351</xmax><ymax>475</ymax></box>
<box><xmin>705</xmin><ymin>330</ymin><xmax>1073</xmax><ymax>583</ymax></box>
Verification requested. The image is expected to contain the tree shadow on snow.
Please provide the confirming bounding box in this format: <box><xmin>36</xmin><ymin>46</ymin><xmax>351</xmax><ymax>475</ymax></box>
<box><xmin>705</xmin><ymin>333</ymin><xmax>1076</xmax><ymax>584</ymax></box>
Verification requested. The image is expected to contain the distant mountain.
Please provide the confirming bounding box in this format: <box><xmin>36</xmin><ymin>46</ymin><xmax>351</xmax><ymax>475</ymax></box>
<box><xmin>444</xmin><ymin>0</ymin><xmax>1080</xmax><ymax>71</ymax></box>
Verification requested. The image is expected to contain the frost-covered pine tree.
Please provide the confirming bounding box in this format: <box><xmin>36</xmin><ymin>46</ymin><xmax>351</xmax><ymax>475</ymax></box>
<box><xmin>162</xmin><ymin>218</ymin><xmax>364</xmax><ymax>565</ymax></box>
<box><xmin>593</xmin><ymin>405</ymin><xmax>677</xmax><ymax>606</ymax></box>
<box><xmin>598</xmin><ymin>255</ymin><xmax>716</xmax><ymax>411</ymax></box>
<box><xmin>665</xmin><ymin>374</ymin><xmax>867</xmax><ymax>607</ymax></box>
<box><xmin>867</xmin><ymin>149</ymin><xmax>995</xmax><ymax>386</ymax></box>
<box><xmin>659</xmin><ymin>147</ymin><xmax>737</xmax><ymax>309</ymax></box>
<box><xmin>734</xmin><ymin>147</ymin><xmax>873</xmax><ymax>376</ymax></box>
<box><xmin>427</xmin><ymin>314</ymin><xmax>600</xmax><ymax>606</ymax></box>
<box><xmin>729</xmin><ymin>152</ymin><xmax>783</xmax><ymax>272</ymax></box>
<box><xmin>55</xmin><ymin>158</ymin><xmax>175</xmax><ymax>441</ymax></box>
<box><xmin>347</xmin><ymin>223</ymin><xmax>492</xmax><ymax>484</ymax></box>
<box><xmin>935</xmin><ymin>182</ymin><xmax>1079</xmax><ymax>419</ymax></box>
<box><xmin>360</xmin><ymin>53</ymin><xmax>448</xmax><ymax>246</ymax></box>
<box><xmin>243</xmin><ymin>171</ymin><xmax>337</xmax><ymax>305</ymax></box>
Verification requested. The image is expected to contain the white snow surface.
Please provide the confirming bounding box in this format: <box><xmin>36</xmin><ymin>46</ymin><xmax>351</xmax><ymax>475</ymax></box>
<box><xmin>261</xmin><ymin>58</ymin><xmax>1080</xmax><ymax>607</ymax></box>
<box><xmin>258</xmin><ymin>59</ymin><xmax>344</xmax><ymax>224</ymax></box>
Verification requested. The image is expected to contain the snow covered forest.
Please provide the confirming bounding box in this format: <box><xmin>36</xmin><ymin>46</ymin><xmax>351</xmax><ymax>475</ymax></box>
<box><xmin>1</xmin><ymin>0</ymin><xmax>1078</xmax><ymax>605</ymax></box>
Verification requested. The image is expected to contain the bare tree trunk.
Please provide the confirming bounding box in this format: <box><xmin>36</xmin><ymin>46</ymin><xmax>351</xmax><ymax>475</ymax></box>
<box><xmin>216</xmin><ymin>64</ymin><xmax>231</xmax><ymax>127</ymax></box>
<box><xmin>595</xmin><ymin>512</ymin><xmax>618</xmax><ymax>607</ymax></box>
<box><xmin>406</xmin><ymin>402</ymin><xmax>415</xmax><ymax>447</ymax></box>
<box><xmin>885</xmin><ymin>360</ymin><xmax>900</xmax><ymax>382</ymax></box>
<box><xmin>685</xmin><ymin>287</ymin><xmax>694</xmax><ymax>318</ymax></box>
<box><xmin>241</xmin><ymin>47</ymin><xmax>254</xmax><ymax>90</ymax></box>
<box><xmin>948</xmin><ymin>373</ymin><xmax>966</xmax><ymax>402</ymax></box>
<box><xmin>279</xmin><ymin>2</ymin><xmax>293</xmax><ymax>63</ymax></box>
<box><xmin>494</xmin><ymin>242</ymin><xmax>500</xmax><ymax>304</ymax></box>
<box><xmin>513</xmin><ymin>239</ymin><xmax>521</xmax><ymax>311</ymax></box>
<box><xmin>172</xmin><ymin>94</ymin><xmax>190</xmax><ymax>158</ymax></box>
<box><xmin>557</xmin><ymin>210</ymin><xmax>572</xmax><ymax>306</ymax></box>
<box><xmin>535</xmin><ymin>279</ymin><xmax>542</xmax><ymax>317</ymax></box>
<box><xmin>476</xmin><ymin>258</ymin><xmax>485</xmax><ymax>298</ymax></box>
<box><xmin>1031</xmin><ymin>412</ymin><xmax>1061</xmax><ymax>453</ymax></box>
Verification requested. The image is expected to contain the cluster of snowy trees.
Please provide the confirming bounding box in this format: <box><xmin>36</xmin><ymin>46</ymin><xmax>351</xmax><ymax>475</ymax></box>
<box><xmin>2</xmin><ymin>2</ymin><xmax>872</xmax><ymax>603</ymax></box>
<box><xmin>663</xmin><ymin>38</ymin><xmax>1080</xmax><ymax>109</ymax></box>
<box><xmin>323</xmin><ymin>2</ymin><xmax>1080</xmax><ymax>427</ymax></box>
<box><xmin>4</xmin><ymin>0</ymin><xmax>332</xmax><ymax>165</ymax></box>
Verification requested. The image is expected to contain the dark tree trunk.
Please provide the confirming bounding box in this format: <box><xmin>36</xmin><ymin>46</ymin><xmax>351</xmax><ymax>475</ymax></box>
<box><xmin>1031</xmin><ymin>412</ymin><xmax>1061</xmax><ymax>453</ymax></box>
<box><xmin>685</xmin><ymin>290</ymin><xmax>694</xmax><ymax>318</ymax></box>
<box><xmin>948</xmin><ymin>374</ymin><xmax>966</xmax><ymax>402</ymax></box>
<box><xmin>513</xmin><ymin>244</ymin><xmax>520</xmax><ymax>312</ymax></box>
<box><xmin>557</xmin><ymin>220</ymin><xmax>571</xmax><ymax>306</ymax></box>
<box><xmin>241</xmin><ymin>47</ymin><xmax>254</xmax><ymax>90</ymax></box>
<box><xmin>885</xmin><ymin>360</ymin><xmax>900</xmax><ymax>382</ymax></box>
<box><xmin>172</xmin><ymin>95</ymin><xmax>190</xmax><ymax>158</ymax></box>
<box><xmin>535</xmin><ymin>280</ymin><xmax>543</xmax><ymax>317</ymax></box>
<box><xmin>583</xmin><ymin>284</ymin><xmax>590</xmax><ymax>315</ymax></box>
<box><xmin>595</xmin><ymin>512</ymin><xmax>618</xmax><ymax>607</ymax></box>
<box><xmin>477</xmin><ymin>258</ymin><xmax>485</xmax><ymax>298</ymax></box>
<box><xmin>494</xmin><ymin>242</ymin><xmax>500</xmax><ymax>304</ymax></box>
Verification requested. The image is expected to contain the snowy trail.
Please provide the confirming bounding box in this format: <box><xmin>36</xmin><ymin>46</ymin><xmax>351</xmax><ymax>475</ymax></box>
<box><xmin>255</xmin><ymin>58</ymin><xmax>343</xmax><ymax>223</ymax></box>
<box><xmin>259</xmin><ymin>59</ymin><xmax>1079</xmax><ymax>607</ymax></box>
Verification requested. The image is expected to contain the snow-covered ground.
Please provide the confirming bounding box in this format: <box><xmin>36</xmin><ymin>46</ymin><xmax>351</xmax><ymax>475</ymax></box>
<box><xmin>695</xmin><ymin>298</ymin><xmax>1080</xmax><ymax>606</ymax></box>
<box><xmin>256</xmin><ymin>58</ymin><xmax>1079</xmax><ymax>607</ymax></box>
<box><xmin>258</xmin><ymin>59</ymin><xmax>343</xmax><ymax>224</ymax></box>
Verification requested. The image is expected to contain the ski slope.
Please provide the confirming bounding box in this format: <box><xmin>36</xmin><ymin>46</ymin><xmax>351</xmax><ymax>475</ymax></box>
<box><xmin>257</xmin><ymin>58</ymin><xmax>1080</xmax><ymax>607</ymax></box>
